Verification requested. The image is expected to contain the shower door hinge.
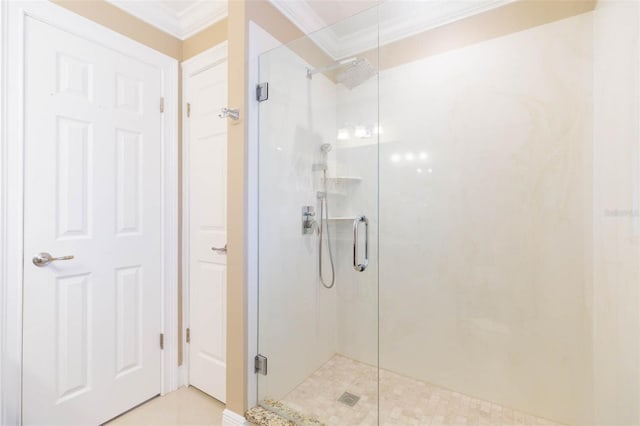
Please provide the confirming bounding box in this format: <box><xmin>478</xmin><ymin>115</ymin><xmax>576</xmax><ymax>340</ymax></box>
<box><xmin>160</xmin><ymin>333</ymin><xmax>164</xmax><ymax>350</ymax></box>
<box><xmin>160</xmin><ymin>97</ymin><xmax>165</xmax><ymax>113</ymax></box>
<box><xmin>255</xmin><ymin>354</ymin><xmax>268</xmax><ymax>375</ymax></box>
<box><xmin>186</xmin><ymin>102</ymin><xmax>191</xmax><ymax>117</ymax></box>
<box><xmin>186</xmin><ymin>327</ymin><xmax>190</xmax><ymax>343</ymax></box>
<box><xmin>256</xmin><ymin>82</ymin><xmax>269</xmax><ymax>102</ymax></box>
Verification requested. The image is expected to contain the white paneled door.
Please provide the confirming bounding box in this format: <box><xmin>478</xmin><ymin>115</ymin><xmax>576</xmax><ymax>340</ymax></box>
<box><xmin>185</xmin><ymin>54</ymin><xmax>227</xmax><ymax>402</ymax></box>
<box><xmin>22</xmin><ymin>17</ymin><xmax>163</xmax><ymax>425</ymax></box>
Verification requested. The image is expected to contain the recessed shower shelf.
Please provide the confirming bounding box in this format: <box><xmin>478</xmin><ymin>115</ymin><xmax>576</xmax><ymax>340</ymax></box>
<box><xmin>322</xmin><ymin>176</ymin><xmax>362</xmax><ymax>196</ymax></box>
<box><xmin>327</xmin><ymin>216</ymin><xmax>357</xmax><ymax>221</ymax></box>
<box><xmin>323</xmin><ymin>176</ymin><xmax>362</xmax><ymax>183</ymax></box>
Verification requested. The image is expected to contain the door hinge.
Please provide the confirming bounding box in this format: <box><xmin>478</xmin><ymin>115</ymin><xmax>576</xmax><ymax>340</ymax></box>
<box><xmin>160</xmin><ymin>97</ymin><xmax>165</xmax><ymax>113</ymax></box>
<box><xmin>160</xmin><ymin>333</ymin><xmax>164</xmax><ymax>350</ymax></box>
<box><xmin>186</xmin><ymin>328</ymin><xmax>190</xmax><ymax>343</ymax></box>
<box><xmin>256</xmin><ymin>82</ymin><xmax>269</xmax><ymax>102</ymax></box>
<box><xmin>186</xmin><ymin>102</ymin><xmax>191</xmax><ymax>118</ymax></box>
<box><xmin>255</xmin><ymin>354</ymin><xmax>268</xmax><ymax>375</ymax></box>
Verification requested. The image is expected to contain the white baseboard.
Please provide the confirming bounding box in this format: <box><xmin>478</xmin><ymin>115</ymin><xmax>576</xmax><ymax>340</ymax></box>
<box><xmin>222</xmin><ymin>408</ymin><xmax>249</xmax><ymax>426</ymax></box>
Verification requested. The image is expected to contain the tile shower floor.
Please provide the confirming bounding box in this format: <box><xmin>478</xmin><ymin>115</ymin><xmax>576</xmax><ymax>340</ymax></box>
<box><xmin>273</xmin><ymin>355</ymin><xmax>563</xmax><ymax>426</ymax></box>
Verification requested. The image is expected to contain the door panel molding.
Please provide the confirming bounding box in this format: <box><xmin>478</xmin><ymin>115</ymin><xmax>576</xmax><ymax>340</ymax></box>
<box><xmin>0</xmin><ymin>2</ymin><xmax>179</xmax><ymax>424</ymax></box>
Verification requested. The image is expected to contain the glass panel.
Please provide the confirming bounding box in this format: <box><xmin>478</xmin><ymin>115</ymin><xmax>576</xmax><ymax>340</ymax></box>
<box><xmin>377</xmin><ymin>1</ymin><xmax>640</xmax><ymax>425</ymax></box>
<box><xmin>257</xmin><ymin>7</ymin><xmax>379</xmax><ymax>425</ymax></box>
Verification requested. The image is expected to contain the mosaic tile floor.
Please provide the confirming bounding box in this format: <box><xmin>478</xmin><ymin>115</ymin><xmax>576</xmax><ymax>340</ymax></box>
<box><xmin>275</xmin><ymin>355</ymin><xmax>564</xmax><ymax>426</ymax></box>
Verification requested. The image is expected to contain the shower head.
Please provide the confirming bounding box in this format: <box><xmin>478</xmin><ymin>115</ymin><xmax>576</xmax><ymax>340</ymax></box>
<box><xmin>307</xmin><ymin>57</ymin><xmax>376</xmax><ymax>90</ymax></box>
<box><xmin>307</xmin><ymin>57</ymin><xmax>358</xmax><ymax>79</ymax></box>
<box><xmin>320</xmin><ymin>143</ymin><xmax>332</xmax><ymax>153</ymax></box>
<box><xmin>336</xmin><ymin>58</ymin><xmax>375</xmax><ymax>90</ymax></box>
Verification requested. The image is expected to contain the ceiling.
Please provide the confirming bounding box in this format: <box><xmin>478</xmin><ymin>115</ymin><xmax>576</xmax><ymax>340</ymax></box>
<box><xmin>159</xmin><ymin>0</ymin><xmax>200</xmax><ymax>15</ymax></box>
<box><xmin>105</xmin><ymin>0</ymin><xmax>227</xmax><ymax>40</ymax></box>
<box><xmin>106</xmin><ymin>0</ymin><xmax>514</xmax><ymax>57</ymax></box>
<box><xmin>306</xmin><ymin>1</ymin><xmax>379</xmax><ymax>27</ymax></box>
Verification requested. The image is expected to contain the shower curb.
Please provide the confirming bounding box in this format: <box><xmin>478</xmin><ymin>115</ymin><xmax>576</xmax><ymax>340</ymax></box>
<box><xmin>245</xmin><ymin>399</ymin><xmax>324</xmax><ymax>426</ymax></box>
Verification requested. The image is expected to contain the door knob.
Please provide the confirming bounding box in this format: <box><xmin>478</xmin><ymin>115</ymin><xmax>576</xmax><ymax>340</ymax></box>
<box><xmin>211</xmin><ymin>244</ymin><xmax>227</xmax><ymax>254</ymax></box>
<box><xmin>32</xmin><ymin>252</ymin><xmax>74</xmax><ymax>267</ymax></box>
<box><xmin>218</xmin><ymin>108</ymin><xmax>239</xmax><ymax>121</ymax></box>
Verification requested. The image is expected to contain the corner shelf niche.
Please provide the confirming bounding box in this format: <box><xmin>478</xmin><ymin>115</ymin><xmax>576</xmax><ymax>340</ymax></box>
<box><xmin>322</xmin><ymin>176</ymin><xmax>362</xmax><ymax>196</ymax></box>
<box><xmin>323</xmin><ymin>176</ymin><xmax>362</xmax><ymax>183</ymax></box>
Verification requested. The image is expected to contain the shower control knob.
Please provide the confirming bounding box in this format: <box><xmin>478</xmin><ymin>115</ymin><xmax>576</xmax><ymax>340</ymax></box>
<box><xmin>302</xmin><ymin>206</ymin><xmax>316</xmax><ymax>235</ymax></box>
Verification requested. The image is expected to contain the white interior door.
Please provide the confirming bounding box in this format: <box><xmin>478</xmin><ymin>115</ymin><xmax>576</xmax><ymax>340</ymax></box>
<box><xmin>22</xmin><ymin>16</ymin><xmax>164</xmax><ymax>425</ymax></box>
<box><xmin>185</xmin><ymin>56</ymin><xmax>228</xmax><ymax>402</ymax></box>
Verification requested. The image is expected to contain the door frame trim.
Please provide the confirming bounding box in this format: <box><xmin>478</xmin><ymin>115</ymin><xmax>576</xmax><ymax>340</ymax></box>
<box><xmin>0</xmin><ymin>2</ymin><xmax>180</xmax><ymax>424</ymax></box>
<box><xmin>180</xmin><ymin>41</ymin><xmax>228</xmax><ymax>390</ymax></box>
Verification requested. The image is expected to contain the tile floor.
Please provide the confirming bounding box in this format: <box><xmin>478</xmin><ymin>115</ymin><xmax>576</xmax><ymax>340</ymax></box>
<box><xmin>105</xmin><ymin>386</ymin><xmax>224</xmax><ymax>426</ymax></box>
<box><xmin>275</xmin><ymin>355</ymin><xmax>564</xmax><ymax>426</ymax></box>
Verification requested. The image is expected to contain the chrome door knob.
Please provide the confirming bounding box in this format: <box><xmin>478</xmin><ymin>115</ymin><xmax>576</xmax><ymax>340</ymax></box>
<box><xmin>32</xmin><ymin>252</ymin><xmax>74</xmax><ymax>267</ymax></box>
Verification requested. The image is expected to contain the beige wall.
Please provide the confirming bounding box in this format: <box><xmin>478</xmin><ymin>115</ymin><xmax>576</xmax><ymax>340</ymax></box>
<box><xmin>183</xmin><ymin>18</ymin><xmax>228</xmax><ymax>61</ymax></box>
<box><xmin>225</xmin><ymin>0</ymin><xmax>248</xmax><ymax>415</ymax></box>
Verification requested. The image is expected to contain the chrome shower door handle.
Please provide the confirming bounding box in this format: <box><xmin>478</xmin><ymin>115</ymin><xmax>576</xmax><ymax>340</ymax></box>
<box><xmin>32</xmin><ymin>252</ymin><xmax>74</xmax><ymax>267</ymax></box>
<box><xmin>352</xmin><ymin>215</ymin><xmax>369</xmax><ymax>272</ymax></box>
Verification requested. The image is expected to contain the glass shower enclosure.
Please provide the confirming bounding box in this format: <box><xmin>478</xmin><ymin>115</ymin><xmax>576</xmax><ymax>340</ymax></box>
<box><xmin>257</xmin><ymin>1</ymin><xmax>640</xmax><ymax>425</ymax></box>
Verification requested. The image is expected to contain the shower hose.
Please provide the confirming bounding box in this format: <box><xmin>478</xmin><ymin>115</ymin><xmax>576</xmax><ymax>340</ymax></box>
<box><xmin>319</xmin><ymin>169</ymin><xmax>336</xmax><ymax>289</ymax></box>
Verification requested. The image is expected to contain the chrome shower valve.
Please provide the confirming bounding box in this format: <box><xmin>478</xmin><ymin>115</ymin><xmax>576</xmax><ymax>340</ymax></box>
<box><xmin>302</xmin><ymin>206</ymin><xmax>316</xmax><ymax>235</ymax></box>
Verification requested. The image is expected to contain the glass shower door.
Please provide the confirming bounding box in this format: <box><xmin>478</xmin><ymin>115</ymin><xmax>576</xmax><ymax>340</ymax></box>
<box><xmin>256</xmin><ymin>7</ymin><xmax>379</xmax><ymax>425</ymax></box>
<box><xmin>373</xmin><ymin>1</ymin><xmax>640</xmax><ymax>425</ymax></box>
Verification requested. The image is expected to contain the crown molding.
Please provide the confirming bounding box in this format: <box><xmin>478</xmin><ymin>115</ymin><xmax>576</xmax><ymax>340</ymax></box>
<box><xmin>106</xmin><ymin>0</ymin><xmax>227</xmax><ymax>40</ymax></box>
<box><xmin>175</xmin><ymin>1</ymin><xmax>228</xmax><ymax>39</ymax></box>
<box><xmin>267</xmin><ymin>0</ymin><xmax>328</xmax><ymax>36</ymax></box>
<box><xmin>269</xmin><ymin>0</ymin><xmax>515</xmax><ymax>60</ymax></box>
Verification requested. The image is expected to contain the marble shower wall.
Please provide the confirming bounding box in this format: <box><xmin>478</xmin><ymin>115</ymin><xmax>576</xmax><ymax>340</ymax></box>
<box><xmin>592</xmin><ymin>1</ymin><xmax>640</xmax><ymax>424</ymax></box>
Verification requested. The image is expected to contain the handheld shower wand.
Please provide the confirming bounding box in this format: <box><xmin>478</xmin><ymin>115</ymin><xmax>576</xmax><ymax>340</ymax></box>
<box><xmin>318</xmin><ymin>144</ymin><xmax>335</xmax><ymax>289</ymax></box>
